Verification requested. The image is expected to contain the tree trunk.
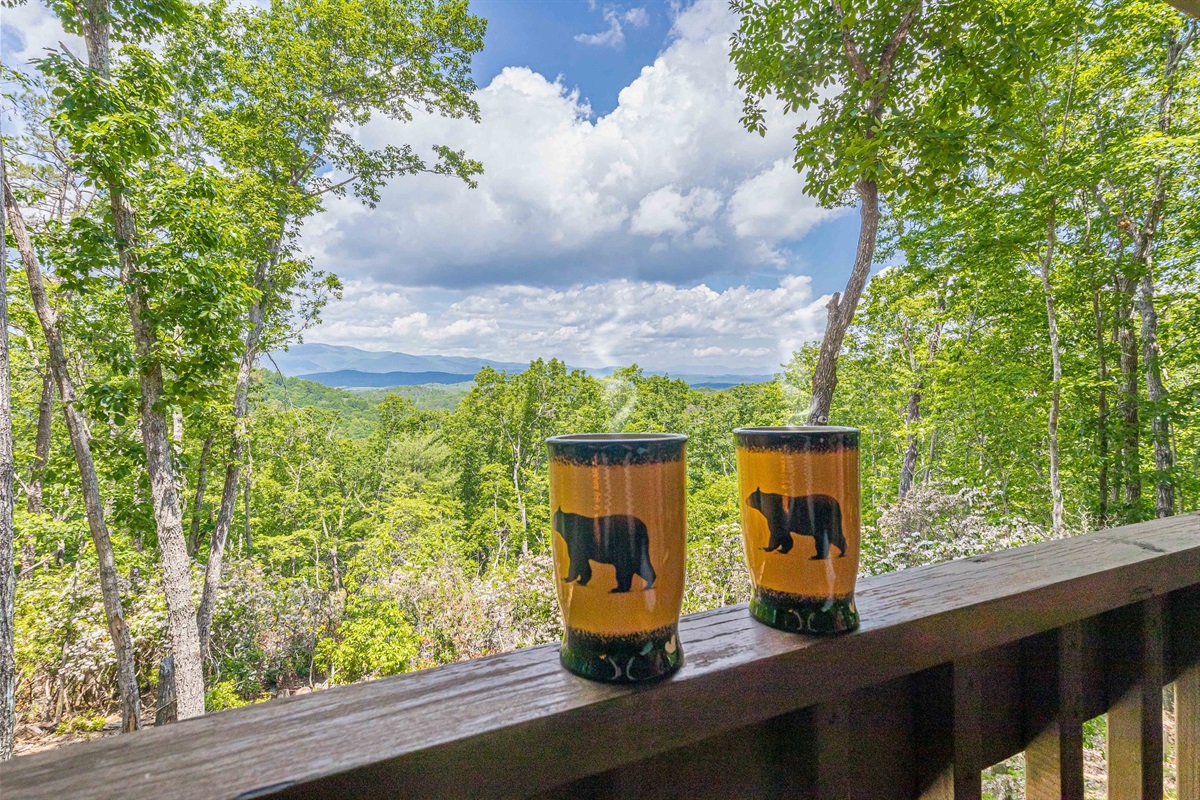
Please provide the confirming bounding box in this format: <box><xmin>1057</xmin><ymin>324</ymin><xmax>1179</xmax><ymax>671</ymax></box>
<box><xmin>18</xmin><ymin>541</ymin><xmax>35</xmax><ymax>581</ymax></box>
<box><xmin>188</xmin><ymin>435</ymin><xmax>214</xmax><ymax>557</ymax></box>
<box><xmin>244</xmin><ymin>442</ymin><xmax>253</xmax><ymax>554</ymax></box>
<box><xmin>1114</xmin><ymin>275</ymin><xmax>1140</xmax><ymax>522</ymax></box>
<box><xmin>1089</xmin><ymin>269</ymin><xmax>1111</xmax><ymax>528</ymax></box>
<box><xmin>197</xmin><ymin>257</ymin><xmax>270</xmax><ymax>654</ymax></box>
<box><xmin>118</xmin><ymin>206</ymin><xmax>205</xmax><ymax>720</ymax></box>
<box><xmin>4</xmin><ymin>176</ymin><xmax>142</xmax><ymax>732</ymax></box>
<box><xmin>27</xmin><ymin>367</ymin><xmax>54</xmax><ymax>515</ymax></box>
<box><xmin>513</xmin><ymin>459</ymin><xmax>528</xmax><ymax>535</ymax></box>
<box><xmin>807</xmin><ymin>180</ymin><xmax>879</xmax><ymax>425</ymax></box>
<box><xmin>155</xmin><ymin>656</ymin><xmax>177</xmax><ymax>726</ymax></box>
<box><xmin>899</xmin><ymin>291</ymin><xmax>946</xmax><ymax>500</ymax></box>
<box><xmin>1136</xmin><ymin>270</ymin><xmax>1174</xmax><ymax>517</ymax></box>
<box><xmin>81</xmin><ymin>0</ymin><xmax>205</xmax><ymax>720</ymax></box>
<box><xmin>923</xmin><ymin>428</ymin><xmax>938</xmax><ymax>485</ymax></box>
<box><xmin>1129</xmin><ymin>30</ymin><xmax>1189</xmax><ymax>520</ymax></box>
<box><xmin>898</xmin><ymin>386</ymin><xmax>922</xmax><ymax>500</ymax></box>
<box><xmin>1039</xmin><ymin>208</ymin><xmax>1065</xmax><ymax>538</ymax></box>
<box><xmin>0</xmin><ymin>136</ymin><xmax>16</xmax><ymax>762</ymax></box>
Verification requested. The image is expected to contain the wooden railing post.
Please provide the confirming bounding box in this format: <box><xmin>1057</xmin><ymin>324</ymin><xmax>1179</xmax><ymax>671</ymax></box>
<box><xmin>915</xmin><ymin>654</ymin><xmax>984</xmax><ymax>800</ymax></box>
<box><xmin>840</xmin><ymin>679</ymin><xmax>917</xmax><ymax>800</ymax></box>
<box><xmin>1172</xmin><ymin>585</ymin><xmax>1200</xmax><ymax>800</ymax></box>
<box><xmin>1025</xmin><ymin>622</ymin><xmax>1085</xmax><ymax>800</ymax></box>
<box><xmin>809</xmin><ymin>702</ymin><xmax>852</xmax><ymax>800</ymax></box>
<box><xmin>1180</xmin><ymin>661</ymin><xmax>1200</xmax><ymax>800</ymax></box>
<box><xmin>950</xmin><ymin>654</ymin><xmax>985</xmax><ymax>800</ymax></box>
<box><xmin>1107</xmin><ymin>597</ymin><xmax>1165</xmax><ymax>800</ymax></box>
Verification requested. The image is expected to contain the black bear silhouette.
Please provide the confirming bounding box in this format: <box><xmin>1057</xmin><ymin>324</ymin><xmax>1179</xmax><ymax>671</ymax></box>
<box><xmin>553</xmin><ymin>508</ymin><xmax>657</xmax><ymax>593</ymax></box>
<box><xmin>747</xmin><ymin>489</ymin><xmax>847</xmax><ymax>560</ymax></box>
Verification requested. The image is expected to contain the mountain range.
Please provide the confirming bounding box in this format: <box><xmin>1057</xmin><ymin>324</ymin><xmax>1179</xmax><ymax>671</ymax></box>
<box><xmin>268</xmin><ymin>344</ymin><xmax>774</xmax><ymax>389</ymax></box>
<box><xmin>267</xmin><ymin>343</ymin><xmax>528</xmax><ymax>376</ymax></box>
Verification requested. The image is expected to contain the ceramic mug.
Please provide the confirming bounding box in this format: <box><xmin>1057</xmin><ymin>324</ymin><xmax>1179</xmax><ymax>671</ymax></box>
<box><xmin>734</xmin><ymin>426</ymin><xmax>861</xmax><ymax>634</ymax></box>
<box><xmin>546</xmin><ymin>433</ymin><xmax>687</xmax><ymax>682</ymax></box>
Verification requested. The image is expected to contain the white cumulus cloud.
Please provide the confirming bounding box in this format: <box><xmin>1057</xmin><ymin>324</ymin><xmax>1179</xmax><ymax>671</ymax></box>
<box><xmin>630</xmin><ymin>185</ymin><xmax>721</xmax><ymax>239</ymax></box>
<box><xmin>311</xmin><ymin>274</ymin><xmax>828</xmax><ymax>372</ymax></box>
<box><xmin>728</xmin><ymin>158</ymin><xmax>835</xmax><ymax>240</ymax></box>
<box><xmin>305</xmin><ymin>0</ymin><xmax>844</xmax><ymax>290</ymax></box>
<box><xmin>623</xmin><ymin>7</ymin><xmax>650</xmax><ymax>27</ymax></box>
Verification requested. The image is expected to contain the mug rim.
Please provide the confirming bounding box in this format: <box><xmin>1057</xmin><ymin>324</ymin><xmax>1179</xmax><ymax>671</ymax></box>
<box><xmin>546</xmin><ymin>432</ymin><xmax>689</xmax><ymax>444</ymax></box>
<box><xmin>546</xmin><ymin>432</ymin><xmax>687</xmax><ymax>465</ymax></box>
<box><xmin>733</xmin><ymin>425</ymin><xmax>858</xmax><ymax>435</ymax></box>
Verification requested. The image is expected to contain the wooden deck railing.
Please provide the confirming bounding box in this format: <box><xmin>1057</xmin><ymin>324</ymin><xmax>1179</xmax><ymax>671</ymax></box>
<box><xmin>2</xmin><ymin>514</ymin><xmax>1198</xmax><ymax>799</ymax></box>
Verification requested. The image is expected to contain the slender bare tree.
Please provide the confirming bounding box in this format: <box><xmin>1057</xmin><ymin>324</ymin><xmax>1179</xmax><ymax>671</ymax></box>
<box><xmin>0</xmin><ymin>95</ymin><xmax>18</xmax><ymax>763</ymax></box>
<box><xmin>3</xmin><ymin>175</ymin><xmax>142</xmax><ymax>732</ymax></box>
<box><xmin>75</xmin><ymin>0</ymin><xmax>206</xmax><ymax>718</ymax></box>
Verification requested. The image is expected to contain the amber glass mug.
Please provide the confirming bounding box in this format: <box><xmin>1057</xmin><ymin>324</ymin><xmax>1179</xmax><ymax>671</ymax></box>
<box><xmin>734</xmin><ymin>426</ymin><xmax>861</xmax><ymax>634</ymax></box>
<box><xmin>546</xmin><ymin>433</ymin><xmax>687</xmax><ymax>682</ymax></box>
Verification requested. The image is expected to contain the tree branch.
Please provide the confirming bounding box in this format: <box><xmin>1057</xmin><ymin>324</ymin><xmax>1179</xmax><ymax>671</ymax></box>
<box><xmin>878</xmin><ymin>0</ymin><xmax>922</xmax><ymax>83</ymax></box>
<box><xmin>830</xmin><ymin>2</ymin><xmax>871</xmax><ymax>82</ymax></box>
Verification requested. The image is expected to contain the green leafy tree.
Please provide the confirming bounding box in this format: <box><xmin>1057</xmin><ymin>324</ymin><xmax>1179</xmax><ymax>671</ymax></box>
<box><xmin>730</xmin><ymin>0</ymin><xmax>1039</xmax><ymax>425</ymax></box>
<box><xmin>173</xmin><ymin>0</ymin><xmax>486</xmax><ymax>652</ymax></box>
<box><xmin>886</xmin><ymin>0</ymin><xmax>1198</xmax><ymax>530</ymax></box>
<box><xmin>450</xmin><ymin>360</ymin><xmax>605</xmax><ymax>556</ymax></box>
<box><xmin>3</xmin><ymin>154</ymin><xmax>145</xmax><ymax>730</ymax></box>
<box><xmin>39</xmin><ymin>0</ymin><xmax>252</xmax><ymax>718</ymax></box>
<box><xmin>315</xmin><ymin>590</ymin><xmax>418</xmax><ymax>684</ymax></box>
<box><xmin>0</xmin><ymin>87</ymin><xmax>15</xmax><ymax>761</ymax></box>
<box><xmin>1084</xmin><ymin>3</ymin><xmax>1197</xmax><ymax>519</ymax></box>
<box><xmin>686</xmin><ymin>382</ymin><xmax>789</xmax><ymax>478</ymax></box>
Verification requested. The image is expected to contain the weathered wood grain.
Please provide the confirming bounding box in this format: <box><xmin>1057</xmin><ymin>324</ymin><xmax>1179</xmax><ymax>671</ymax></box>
<box><xmin>1</xmin><ymin>514</ymin><xmax>1196</xmax><ymax>799</ymax></box>
<box><xmin>950</xmin><ymin>653</ymin><xmax>986</xmax><ymax>800</ymax></box>
<box><xmin>532</xmin><ymin>707</ymin><xmax>810</xmax><ymax>800</ymax></box>
<box><xmin>1024</xmin><ymin>622</ymin><xmax>1085</xmax><ymax>800</ymax></box>
<box><xmin>1170</xmin><ymin>585</ymin><xmax>1200</xmax><ymax>800</ymax></box>
<box><xmin>912</xmin><ymin>653</ymin><xmax>990</xmax><ymax>800</ymax></box>
<box><xmin>1180</xmin><ymin>663</ymin><xmax>1200</xmax><ymax>800</ymax></box>
<box><xmin>838</xmin><ymin>678</ymin><xmax>916</xmax><ymax>800</ymax></box>
<box><xmin>914</xmin><ymin>663</ymin><xmax>955</xmax><ymax>800</ymax></box>
<box><xmin>546</xmin><ymin>675</ymin><xmax>918</xmax><ymax>800</ymax></box>
<box><xmin>977</xmin><ymin>640</ymin><xmax>1024</xmax><ymax>769</ymax></box>
<box><xmin>808</xmin><ymin>700</ymin><xmax>852</xmax><ymax>800</ymax></box>
<box><xmin>1106</xmin><ymin>597</ymin><xmax>1165</xmax><ymax>800</ymax></box>
<box><xmin>1167</xmin><ymin>585</ymin><xmax>1200</xmax><ymax>684</ymax></box>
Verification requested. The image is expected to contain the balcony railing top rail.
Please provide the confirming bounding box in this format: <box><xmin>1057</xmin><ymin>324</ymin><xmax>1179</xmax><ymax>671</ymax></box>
<box><xmin>3</xmin><ymin>513</ymin><xmax>1198</xmax><ymax>800</ymax></box>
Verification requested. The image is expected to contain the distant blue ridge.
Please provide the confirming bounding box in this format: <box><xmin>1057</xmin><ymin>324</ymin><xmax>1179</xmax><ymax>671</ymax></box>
<box><xmin>296</xmin><ymin>370</ymin><xmax>479</xmax><ymax>387</ymax></box>
<box><xmin>274</xmin><ymin>344</ymin><xmax>774</xmax><ymax>388</ymax></box>
<box><xmin>293</xmin><ymin>369</ymin><xmax>774</xmax><ymax>389</ymax></box>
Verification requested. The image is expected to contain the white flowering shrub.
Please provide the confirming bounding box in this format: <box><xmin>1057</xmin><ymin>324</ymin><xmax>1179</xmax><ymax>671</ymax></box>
<box><xmin>684</xmin><ymin>524</ymin><xmax>752</xmax><ymax>614</ymax></box>
<box><xmin>14</xmin><ymin>480</ymin><xmax>1075</xmax><ymax>728</ymax></box>
<box><xmin>862</xmin><ymin>483</ymin><xmax>1058</xmax><ymax>576</ymax></box>
<box><xmin>14</xmin><ymin>553</ymin><xmax>168</xmax><ymax>724</ymax></box>
<box><xmin>386</xmin><ymin>549</ymin><xmax>562</xmax><ymax>666</ymax></box>
<box><xmin>208</xmin><ymin>562</ymin><xmax>334</xmax><ymax>697</ymax></box>
<box><xmin>309</xmin><ymin>542</ymin><xmax>562</xmax><ymax>680</ymax></box>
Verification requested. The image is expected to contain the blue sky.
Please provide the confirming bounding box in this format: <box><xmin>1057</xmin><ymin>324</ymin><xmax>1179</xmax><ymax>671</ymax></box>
<box><xmin>3</xmin><ymin>0</ymin><xmax>863</xmax><ymax>373</ymax></box>
<box><xmin>465</xmin><ymin>0</ymin><xmax>862</xmax><ymax>297</ymax></box>
<box><xmin>471</xmin><ymin>0</ymin><xmax>676</xmax><ymax>116</ymax></box>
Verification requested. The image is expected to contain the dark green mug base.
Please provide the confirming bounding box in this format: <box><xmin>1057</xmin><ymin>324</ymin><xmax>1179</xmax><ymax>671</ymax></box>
<box><xmin>749</xmin><ymin>588</ymin><xmax>859</xmax><ymax>635</ymax></box>
<box><xmin>560</xmin><ymin>625</ymin><xmax>682</xmax><ymax>683</ymax></box>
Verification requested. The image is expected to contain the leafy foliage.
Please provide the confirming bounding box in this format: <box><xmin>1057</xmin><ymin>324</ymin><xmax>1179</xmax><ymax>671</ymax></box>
<box><xmin>730</xmin><ymin>0</ymin><xmax>1040</xmax><ymax>205</ymax></box>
